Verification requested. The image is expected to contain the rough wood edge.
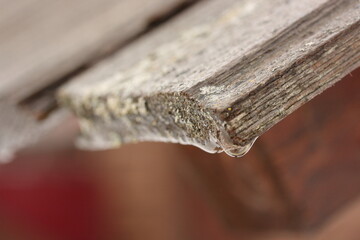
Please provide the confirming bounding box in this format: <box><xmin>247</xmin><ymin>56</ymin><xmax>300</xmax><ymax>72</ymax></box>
<box><xmin>59</xmin><ymin>0</ymin><xmax>360</xmax><ymax>157</ymax></box>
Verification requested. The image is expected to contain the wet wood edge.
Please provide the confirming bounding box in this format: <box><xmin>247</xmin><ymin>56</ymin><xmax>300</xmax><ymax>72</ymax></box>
<box><xmin>59</xmin><ymin>0</ymin><xmax>360</xmax><ymax>156</ymax></box>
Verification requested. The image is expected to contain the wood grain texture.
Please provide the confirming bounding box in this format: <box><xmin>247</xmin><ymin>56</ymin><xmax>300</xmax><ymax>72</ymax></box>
<box><xmin>168</xmin><ymin>68</ymin><xmax>360</xmax><ymax>232</ymax></box>
<box><xmin>178</xmin><ymin>145</ymin><xmax>298</xmax><ymax>230</ymax></box>
<box><xmin>60</xmin><ymin>0</ymin><xmax>360</xmax><ymax>155</ymax></box>
<box><xmin>258</xmin><ymin>68</ymin><xmax>360</xmax><ymax>229</ymax></box>
<box><xmin>0</xmin><ymin>0</ymin><xmax>193</xmax><ymax>158</ymax></box>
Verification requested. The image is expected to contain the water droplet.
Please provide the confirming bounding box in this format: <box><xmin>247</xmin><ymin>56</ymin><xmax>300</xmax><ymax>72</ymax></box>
<box><xmin>74</xmin><ymin>112</ymin><xmax>258</xmax><ymax>158</ymax></box>
<box><xmin>223</xmin><ymin>137</ymin><xmax>257</xmax><ymax>158</ymax></box>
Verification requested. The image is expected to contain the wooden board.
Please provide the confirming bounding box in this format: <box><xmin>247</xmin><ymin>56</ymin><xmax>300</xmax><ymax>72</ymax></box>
<box><xmin>0</xmin><ymin>101</ymin><xmax>66</xmax><ymax>161</ymax></box>
<box><xmin>0</xmin><ymin>0</ymin><xmax>195</xmax><ymax>159</ymax></box>
<box><xmin>258</xmin><ymin>68</ymin><xmax>360</xmax><ymax>229</ymax></box>
<box><xmin>60</xmin><ymin>0</ymin><xmax>360</xmax><ymax>156</ymax></box>
<box><xmin>181</xmin><ymin>69</ymin><xmax>360</xmax><ymax>231</ymax></box>
<box><xmin>0</xmin><ymin>0</ymin><xmax>193</xmax><ymax>101</ymax></box>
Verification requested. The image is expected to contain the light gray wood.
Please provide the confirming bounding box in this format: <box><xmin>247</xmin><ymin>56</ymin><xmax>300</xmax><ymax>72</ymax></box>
<box><xmin>60</xmin><ymin>0</ymin><xmax>360</xmax><ymax>157</ymax></box>
<box><xmin>0</xmin><ymin>101</ymin><xmax>68</xmax><ymax>162</ymax></box>
<box><xmin>0</xmin><ymin>0</ymin><xmax>190</xmax><ymax>101</ymax></box>
<box><xmin>0</xmin><ymin>0</ymin><xmax>192</xmax><ymax>159</ymax></box>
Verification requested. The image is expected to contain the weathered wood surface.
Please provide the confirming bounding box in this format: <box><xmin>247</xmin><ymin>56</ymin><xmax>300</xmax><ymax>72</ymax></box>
<box><xmin>0</xmin><ymin>0</ymin><xmax>193</xmax><ymax>159</ymax></box>
<box><xmin>60</xmin><ymin>0</ymin><xmax>360</xmax><ymax>156</ymax></box>
<box><xmin>258</xmin><ymin>68</ymin><xmax>360</xmax><ymax>229</ymax></box>
<box><xmin>181</xmin><ymin>69</ymin><xmax>360</xmax><ymax>231</ymax></box>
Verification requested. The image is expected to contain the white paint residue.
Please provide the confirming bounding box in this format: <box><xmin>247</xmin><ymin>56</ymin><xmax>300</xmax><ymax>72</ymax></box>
<box><xmin>200</xmin><ymin>85</ymin><xmax>225</xmax><ymax>95</ymax></box>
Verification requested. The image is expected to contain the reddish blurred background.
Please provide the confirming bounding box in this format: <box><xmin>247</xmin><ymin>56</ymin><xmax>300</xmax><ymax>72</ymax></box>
<box><xmin>0</xmin><ymin>68</ymin><xmax>359</xmax><ymax>240</ymax></box>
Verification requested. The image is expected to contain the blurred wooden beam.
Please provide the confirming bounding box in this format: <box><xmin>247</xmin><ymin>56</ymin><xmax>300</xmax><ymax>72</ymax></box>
<box><xmin>258</xmin><ymin>68</ymin><xmax>360</xmax><ymax>229</ymax></box>
<box><xmin>60</xmin><ymin>0</ymin><xmax>360</xmax><ymax>156</ymax></box>
<box><xmin>0</xmin><ymin>0</ymin><xmax>195</xmax><ymax>103</ymax></box>
<box><xmin>0</xmin><ymin>0</ymin><xmax>197</xmax><ymax>158</ymax></box>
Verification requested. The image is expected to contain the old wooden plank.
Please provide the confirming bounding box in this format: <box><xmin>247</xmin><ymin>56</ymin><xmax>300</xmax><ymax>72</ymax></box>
<box><xmin>60</xmin><ymin>0</ymin><xmax>360</xmax><ymax>156</ymax></box>
<box><xmin>0</xmin><ymin>0</ymin><xmax>194</xmax><ymax>101</ymax></box>
<box><xmin>0</xmin><ymin>101</ymin><xmax>66</xmax><ymax>161</ymax></box>
<box><xmin>258</xmin><ymin>68</ymin><xmax>360</xmax><ymax>229</ymax></box>
<box><xmin>178</xmin><ymin>144</ymin><xmax>297</xmax><ymax>230</ymax></box>
<box><xmin>0</xmin><ymin>0</ymin><xmax>195</xmax><ymax>159</ymax></box>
